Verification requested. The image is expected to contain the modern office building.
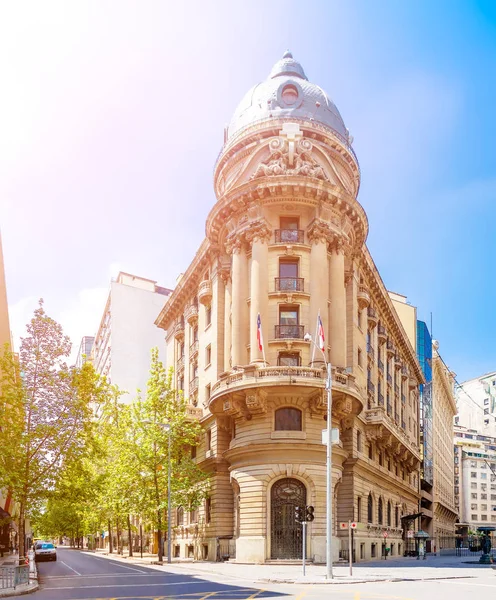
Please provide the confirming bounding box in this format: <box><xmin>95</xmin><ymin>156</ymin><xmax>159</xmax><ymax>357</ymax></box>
<box><xmin>92</xmin><ymin>272</ymin><xmax>172</xmax><ymax>400</ymax></box>
<box><xmin>456</xmin><ymin>372</ymin><xmax>496</xmax><ymax>437</ymax></box>
<box><xmin>75</xmin><ymin>336</ymin><xmax>95</xmax><ymax>368</ymax></box>
<box><xmin>155</xmin><ymin>52</ymin><xmax>424</xmax><ymax>563</ymax></box>
<box><xmin>454</xmin><ymin>425</ymin><xmax>496</xmax><ymax>529</ymax></box>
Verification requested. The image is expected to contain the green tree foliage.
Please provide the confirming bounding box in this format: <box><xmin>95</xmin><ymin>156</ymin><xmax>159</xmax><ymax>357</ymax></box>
<box><xmin>0</xmin><ymin>300</ymin><xmax>107</xmax><ymax>561</ymax></box>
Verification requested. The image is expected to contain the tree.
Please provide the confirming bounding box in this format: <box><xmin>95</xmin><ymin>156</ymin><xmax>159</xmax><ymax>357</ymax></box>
<box><xmin>127</xmin><ymin>348</ymin><xmax>209</xmax><ymax>562</ymax></box>
<box><xmin>0</xmin><ymin>300</ymin><xmax>104</xmax><ymax>562</ymax></box>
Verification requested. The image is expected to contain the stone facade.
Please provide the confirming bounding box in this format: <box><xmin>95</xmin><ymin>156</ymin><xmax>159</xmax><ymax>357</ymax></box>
<box><xmin>155</xmin><ymin>53</ymin><xmax>423</xmax><ymax>562</ymax></box>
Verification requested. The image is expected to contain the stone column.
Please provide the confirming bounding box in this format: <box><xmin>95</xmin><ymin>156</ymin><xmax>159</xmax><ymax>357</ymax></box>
<box><xmin>223</xmin><ymin>275</ymin><xmax>232</xmax><ymax>372</ymax></box>
<box><xmin>329</xmin><ymin>242</ymin><xmax>346</xmax><ymax>367</ymax></box>
<box><xmin>230</xmin><ymin>241</ymin><xmax>248</xmax><ymax>367</ymax></box>
<box><xmin>249</xmin><ymin>236</ymin><xmax>269</xmax><ymax>364</ymax></box>
<box><xmin>308</xmin><ymin>228</ymin><xmax>329</xmax><ymax>364</ymax></box>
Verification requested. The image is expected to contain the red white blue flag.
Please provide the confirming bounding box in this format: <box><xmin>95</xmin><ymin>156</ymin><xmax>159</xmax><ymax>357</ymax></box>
<box><xmin>317</xmin><ymin>314</ymin><xmax>325</xmax><ymax>352</ymax></box>
<box><xmin>257</xmin><ymin>313</ymin><xmax>264</xmax><ymax>352</ymax></box>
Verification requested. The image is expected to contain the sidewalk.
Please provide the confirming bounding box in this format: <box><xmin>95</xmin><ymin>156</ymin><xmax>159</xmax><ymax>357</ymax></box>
<box><xmin>0</xmin><ymin>553</ymin><xmax>38</xmax><ymax>597</ymax></box>
<box><xmin>87</xmin><ymin>549</ymin><xmax>496</xmax><ymax>585</ymax></box>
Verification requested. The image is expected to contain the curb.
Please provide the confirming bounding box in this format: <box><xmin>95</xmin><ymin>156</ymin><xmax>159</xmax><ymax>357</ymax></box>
<box><xmin>0</xmin><ymin>582</ymin><xmax>39</xmax><ymax>598</ymax></box>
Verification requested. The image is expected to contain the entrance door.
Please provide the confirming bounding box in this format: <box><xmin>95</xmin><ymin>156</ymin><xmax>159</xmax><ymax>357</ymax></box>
<box><xmin>270</xmin><ymin>478</ymin><xmax>306</xmax><ymax>559</ymax></box>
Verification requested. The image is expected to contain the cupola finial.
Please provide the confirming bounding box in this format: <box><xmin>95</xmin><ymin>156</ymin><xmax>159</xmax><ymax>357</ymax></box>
<box><xmin>283</xmin><ymin>50</ymin><xmax>293</xmax><ymax>59</ymax></box>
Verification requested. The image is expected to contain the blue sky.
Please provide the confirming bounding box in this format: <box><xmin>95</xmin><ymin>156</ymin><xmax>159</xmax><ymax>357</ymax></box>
<box><xmin>1</xmin><ymin>0</ymin><xmax>495</xmax><ymax>381</ymax></box>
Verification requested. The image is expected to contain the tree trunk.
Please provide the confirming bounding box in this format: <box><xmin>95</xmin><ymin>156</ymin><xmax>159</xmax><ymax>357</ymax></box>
<box><xmin>127</xmin><ymin>514</ymin><xmax>133</xmax><ymax>557</ymax></box>
<box><xmin>108</xmin><ymin>520</ymin><xmax>113</xmax><ymax>553</ymax></box>
<box><xmin>116</xmin><ymin>517</ymin><xmax>121</xmax><ymax>554</ymax></box>
<box><xmin>18</xmin><ymin>501</ymin><xmax>25</xmax><ymax>566</ymax></box>
<box><xmin>157</xmin><ymin>508</ymin><xmax>163</xmax><ymax>562</ymax></box>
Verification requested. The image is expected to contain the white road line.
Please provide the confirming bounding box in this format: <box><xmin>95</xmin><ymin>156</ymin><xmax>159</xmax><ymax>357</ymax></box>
<box><xmin>88</xmin><ymin>555</ymin><xmax>148</xmax><ymax>573</ymax></box>
<box><xmin>60</xmin><ymin>560</ymin><xmax>82</xmax><ymax>576</ymax></box>
<box><xmin>42</xmin><ymin>580</ymin><xmax>205</xmax><ymax>590</ymax></box>
<box><xmin>437</xmin><ymin>580</ymin><xmax>496</xmax><ymax>587</ymax></box>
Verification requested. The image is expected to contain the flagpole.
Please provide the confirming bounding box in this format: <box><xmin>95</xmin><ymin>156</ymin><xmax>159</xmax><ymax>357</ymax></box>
<box><xmin>311</xmin><ymin>311</ymin><xmax>319</xmax><ymax>366</ymax></box>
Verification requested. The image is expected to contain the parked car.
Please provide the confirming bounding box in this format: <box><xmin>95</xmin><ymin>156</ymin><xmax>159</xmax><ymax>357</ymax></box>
<box><xmin>34</xmin><ymin>542</ymin><xmax>57</xmax><ymax>562</ymax></box>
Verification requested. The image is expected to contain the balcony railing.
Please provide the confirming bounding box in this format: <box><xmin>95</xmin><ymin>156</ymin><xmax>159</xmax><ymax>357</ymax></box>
<box><xmin>275</xmin><ymin>324</ymin><xmax>304</xmax><ymax>339</ymax></box>
<box><xmin>189</xmin><ymin>377</ymin><xmax>199</xmax><ymax>393</ymax></box>
<box><xmin>378</xmin><ymin>358</ymin><xmax>384</xmax><ymax>371</ymax></box>
<box><xmin>275</xmin><ymin>229</ymin><xmax>305</xmax><ymax>244</ymax></box>
<box><xmin>367</xmin><ymin>380</ymin><xmax>375</xmax><ymax>394</ymax></box>
<box><xmin>367</xmin><ymin>344</ymin><xmax>375</xmax><ymax>360</ymax></box>
<box><xmin>190</xmin><ymin>340</ymin><xmax>199</xmax><ymax>357</ymax></box>
<box><xmin>378</xmin><ymin>393</ymin><xmax>384</xmax><ymax>406</ymax></box>
<box><xmin>275</xmin><ymin>277</ymin><xmax>304</xmax><ymax>292</ymax></box>
<box><xmin>387</xmin><ymin>373</ymin><xmax>392</xmax><ymax>385</ymax></box>
<box><xmin>177</xmin><ymin>355</ymin><xmax>185</xmax><ymax>371</ymax></box>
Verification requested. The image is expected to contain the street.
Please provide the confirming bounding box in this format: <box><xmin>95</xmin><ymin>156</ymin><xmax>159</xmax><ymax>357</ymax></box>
<box><xmin>29</xmin><ymin>548</ymin><xmax>496</xmax><ymax>600</ymax></box>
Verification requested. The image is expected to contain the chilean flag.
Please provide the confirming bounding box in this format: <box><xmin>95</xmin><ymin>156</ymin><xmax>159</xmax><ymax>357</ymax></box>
<box><xmin>317</xmin><ymin>314</ymin><xmax>325</xmax><ymax>352</ymax></box>
<box><xmin>257</xmin><ymin>313</ymin><xmax>264</xmax><ymax>352</ymax></box>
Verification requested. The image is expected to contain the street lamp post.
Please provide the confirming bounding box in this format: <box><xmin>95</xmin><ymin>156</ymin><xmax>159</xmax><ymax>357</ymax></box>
<box><xmin>304</xmin><ymin>333</ymin><xmax>333</xmax><ymax>580</ymax></box>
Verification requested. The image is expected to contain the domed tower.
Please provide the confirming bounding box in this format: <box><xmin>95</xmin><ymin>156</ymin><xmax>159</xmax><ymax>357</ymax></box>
<box><xmin>157</xmin><ymin>52</ymin><xmax>422</xmax><ymax>565</ymax></box>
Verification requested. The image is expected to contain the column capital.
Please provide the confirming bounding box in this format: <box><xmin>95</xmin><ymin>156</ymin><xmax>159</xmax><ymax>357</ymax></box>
<box><xmin>225</xmin><ymin>235</ymin><xmax>245</xmax><ymax>255</ymax></box>
<box><xmin>244</xmin><ymin>219</ymin><xmax>272</xmax><ymax>245</ymax></box>
<box><xmin>307</xmin><ymin>218</ymin><xmax>331</xmax><ymax>245</ymax></box>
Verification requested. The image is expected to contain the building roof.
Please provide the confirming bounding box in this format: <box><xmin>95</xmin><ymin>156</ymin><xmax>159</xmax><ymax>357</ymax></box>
<box><xmin>227</xmin><ymin>51</ymin><xmax>349</xmax><ymax>143</ymax></box>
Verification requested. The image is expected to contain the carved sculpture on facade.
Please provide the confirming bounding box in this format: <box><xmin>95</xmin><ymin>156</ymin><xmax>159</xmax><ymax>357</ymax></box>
<box><xmin>245</xmin><ymin>389</ymin><xmax>268</xmax><ymax>416</ymax></box>
<box><xmin>252</xmin><ymin>136</ymin><xmax>329</xmax><ymax>181</ymax></box>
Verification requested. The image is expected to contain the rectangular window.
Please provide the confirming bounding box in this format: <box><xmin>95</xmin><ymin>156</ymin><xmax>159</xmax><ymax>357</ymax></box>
<box><xmin>472</xmin><ymin>514</ymin><xmax>478</xmax><ymax>520</ymax></box>
<box><xmin>471</xmin><ymin>482</ymin><xmax>478</xmax><ymax>489</ymax></box>
<box><xmin>279</xmin><ymin>259</ymin><xmax>299</xmax><ymax>278</ymax></box>
<box><xmin>358</xmin><ymin>348</ymin><xmax>363</xmax><ymax>368</ymax></box>
<box><xmin>280</xmin><ymin>216</ymin><xmax>299</xmax><ymax>230</ymax></box>
<box><xmin>205</xmin><ymin>384</ymin><xmax>211</xmax><ymax>402</ymax></box>
<box><xmin>481</xmin><ymin>473</ymin><xmax>488</xmax><ymax>480</ymax></box>
<box><xmin>278</xmin><ymin>352</ymin><xmax>300</xmax><ymax>366</ymax></box>
<box><xmin>481</xmin><ymin>515</ymin><xmax>488</xmax><ymax>521</ymax></box>
<box><xmin>205</xmin><ymin>306</ymin><xmax>212</xmax><ymax>327</ymax></box>
<box><xmin>279</xmin><ymin>306</ymin><xmax>299</xmax><ymax>325</ymax></box>
<box><xmin>205</xmin><ymin>497</ymin><xmax>212</xmax><ymax>524</ymax></box>
<box><xmin>471</xmin><ymin>503</ymin><xmax>478</xmax><ymax>510</ymax></box>
<box><xmin>357</xmin><ymin>496</ymin><xmax>362</xmax><ymax>522</ymax></box>
<box><xmin>191</xmin><ymin>445</ymin><xmax>197</xmax><ymax>459</ymax></box>
<box><xmin>277</xmin><ymin>306</ymin><xmax>301</xmax><ymax>339</ymax></box>
<box><xmin>206</xmin><ymin>429</ymin><xmax>212</xmax><ymax>451</ymax></box>
<box><xmin>471</xmin><ymin>472</ymin><xmax>477</xmax><ymax>478</ymax></box>
<box><xmin>472</xmin><ymin>493</ymin><xmax>478</xmax><ymax>499</ymax></box>
<box><xmin>481</xmin><ymin>504</ymin><xmax>488</xmax><ymax>511</ymax></box>
<box><xmin>205</xmin><ymin>345</ymin><xmax>211</xmax><ymax>366</ymax></box>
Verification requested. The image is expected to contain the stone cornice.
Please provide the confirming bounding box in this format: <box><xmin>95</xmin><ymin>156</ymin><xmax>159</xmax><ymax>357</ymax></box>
<box><xmin>432</xmin><ymin>354</ymin><xmax>457</xmax><ymax>415</ymax></box>
<box><xmin>359</xmin><ymin>246</ymin><xmax>425</xmax><ymax>384</ymax></box>
<box><xmin>155</xmin><ymin>238</ymin><xmax>213</xmax><ymax>330</ymax></box>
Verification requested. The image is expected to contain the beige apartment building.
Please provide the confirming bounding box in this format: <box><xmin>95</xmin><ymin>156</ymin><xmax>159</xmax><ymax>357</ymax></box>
<box><xmin>156</xmin><ymin>52</ymin><xmax>423</xmax><ymax>563</ymax></box>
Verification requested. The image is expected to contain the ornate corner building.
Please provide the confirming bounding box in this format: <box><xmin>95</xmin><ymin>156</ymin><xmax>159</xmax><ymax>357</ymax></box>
<box><xmin>156</xmin><ymin>52</ymin><xmax>423</xmax><ymax>563</ymax></box>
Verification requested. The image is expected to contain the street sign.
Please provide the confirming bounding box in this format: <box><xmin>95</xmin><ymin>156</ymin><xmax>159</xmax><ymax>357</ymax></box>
<box><xmin>322</xmin><ymin>428</ymin><xmax>340</xmax><ymax>445</ymax></box>
<box><xmin>383</xmin><ymin>532</ymin><xmax>389</xmax><ymax>538</ymax></box>
<box><xmin>407</xmin><ymin>530</ymin><xmax>414</xmax><ymax>538</ymax></box>
<box><xmin>339</xmin><ymin>522</ymin><xmax>349</xmax><ymax>529</ymax></box>
<box><xmin>350</xmin><ymin>522</ymin><xmax>357</xmax><ymax>529</ymax></box>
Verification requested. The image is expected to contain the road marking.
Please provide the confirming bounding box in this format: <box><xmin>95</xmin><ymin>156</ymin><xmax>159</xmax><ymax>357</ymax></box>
<box><xmin>42</xmin><ymin>580</ymin><xmax>206</xmax><ymax>590</ymax></box>
<box><xmin>60</xmin><ymin>560</ymin><xmax>82</xmax><ymax>575</ymax></box>
<box><xmin>437</xmin><ymin>580</ymin><xmax>496</xmax><ymax>588</ymax></box>
<box><xmin>89</xmin><ymin>555</ymin><xmax>148</xmax><ymax>573</ymax></box>
<box><xmin>246</xmin><ymin>591</ymin><xmax>266</xmax><ymax>599</ymax></box>
<box><xmin>354</xmin><ymin>593</ymin><xmax>360</xmax><ymax>600</ymax></box>
<box><xmin>199</xmin><ymin>592</ymin><xmax>219</xmax><ymax>599</ymax></box>
<box><xmin>294</xmin><ymin>590</ymin><xmax>308</xmax><ymax>600</ymax></box>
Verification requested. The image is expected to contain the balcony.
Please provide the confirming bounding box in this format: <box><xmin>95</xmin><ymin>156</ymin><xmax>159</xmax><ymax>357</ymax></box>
<box><xmin>198</xmin><ymin>280</ymin><xmax>212</xmax><ymax>305</ymax></box>
<box><xmin>387</xmin><ymin>372</ymin><xmax>392</xmax><ymax>385</ymax></box>
<box><xmin>190</xmin><ymin>340</ymin><xmax>199</xmax><ymax>358</ymax></box>
<box><xmin>367</xmin><ymin>307</ymin><xmax>378</xmax><ymax>328</ymax></box>
<box><xmin>387</xmin><ymin>401</ymin><xmax>392</xmax><ymax>416</ymax></box>
<box><xmin>367</xmin><ymin>380</ymin><xmax>375</xmax><ymax>395</ymax></box>
<box><xmin>394</xmin><ymin>354</ymin><xmax>402</xmax><ymax>369</ymax></box>
<box><xmin>409</xmin><ymin>377</ymin><xmax>418</xmax><ymax>390</ymax></box>
<box><xmin>394</xmin><ymin>383</ymin><xmax>399</xmax><ymax>395</ymax></box>
<box><xmin>386</xmin><ymin>340</ymin><xmax>395</xmax><ymax>356</ymax></box>
<box><xmin>177</xmin><ymin>355</ymin><xmax>185</xmax><ymax>372</ymax></box>
<box><xmin>186</xmin><ymin>404</ymin><xmax>202</xmax><ymax>421</ymax></box>
<box><xmin>275</xmin><ymin>277</ymin><xmax>304</xmax><ymax>292</ymax></box>
<box><xmin>401</xmin><ymin>366</ymin><xmax>408</xmax><ymax>379</ymax></box>
<box><xmin>377</xmin><ymin>324</ymin><xmax>387</xmax><ymax>344</ymax></box>
<box><xmin>357</xmin><ymin>284</ymin><xmax>370</xmax><ymax>310</ymax></box>
<box><xmin>189</xmin><ymin>377</ymin><xmax>199</xmax><ymax>394</ymax></box>
<box><xmin>275</xmin><ymin>229</ymin><xmax>305</xmax><ymax>244</ymax></box>
<box><xmin>210</xmin><ymin>364</ymin><xmax>363</xmax><ymax>419</ymax></box>
<box><xmin>367</xmin><ymin>344</ymin><xmax>375</xmax><ymax>361</ymax></box>
<box><xmin>378</xmin><ymin>393</ymin><xmax>384</xmax><ymax>406</ymax></box>
<box><xmin>378</xmin><ymin>358</ymin><xmax>384</xmax><ymax>372</ymax></box>
<box><xmin>274</xmin><ymin>324</ymin><xmax>304</xmax><ymax>339</ymax></box>
<box><xmin>185</xmin><ymin>303</ymin><xmax>199</xmax><ymax>326</ymax></box>
<box><xmin>173</xmin><ymin>320</ymin><xmax>185</xmax><ymax>341</ymax></box>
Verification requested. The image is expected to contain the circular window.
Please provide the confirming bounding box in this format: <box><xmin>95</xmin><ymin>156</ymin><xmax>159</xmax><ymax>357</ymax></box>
<box><xmin>281</xmin><ymin>84</ymin><xmax>299</xmax><ymax>106</ymax></box>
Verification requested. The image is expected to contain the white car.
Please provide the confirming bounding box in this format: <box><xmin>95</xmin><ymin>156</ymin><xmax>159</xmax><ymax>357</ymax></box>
<box><xmin>34</xmin><ymin>542</ymin><xmax>57</xmax><ymax>562</ymax></box>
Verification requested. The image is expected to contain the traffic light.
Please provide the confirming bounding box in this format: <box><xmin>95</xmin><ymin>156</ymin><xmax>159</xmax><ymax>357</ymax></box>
<box><xmin>295</xmin><ymin>506</ymin><xmax>304</xmax><ymax>522</ymax></box>
<box><xmin>306</xmin><ymin>505</ymin><xmax>315</xmax><ymax>522</ymax></box>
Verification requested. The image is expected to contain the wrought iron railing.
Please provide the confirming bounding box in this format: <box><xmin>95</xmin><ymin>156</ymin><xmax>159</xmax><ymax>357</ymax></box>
<box><xmin>274</xmin><ymin>324</ymin><xmax>304</xmax><ymax>339</ymax></box>
<box><xmin>274</xmin><ymin>229</ymin><xmax>304</xmax><ymax>244</ymax></box>
<box><xmin>275</xmin><ymin>277</ymin><xmax>304</xmax><ymax>292</ymax></box>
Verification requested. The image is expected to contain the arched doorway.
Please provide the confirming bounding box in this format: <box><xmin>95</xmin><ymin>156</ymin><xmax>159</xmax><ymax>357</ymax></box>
<box><xmin>270</xmin><ymin>478</ymin><xmax>306</xmax><ymax>559</ymax></box>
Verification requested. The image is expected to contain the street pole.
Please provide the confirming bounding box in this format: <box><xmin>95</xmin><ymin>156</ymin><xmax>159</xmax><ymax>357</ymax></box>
<box><xmin>167</xmin><ymin>428</ymin><xmax>172</xmax><ymax>564</ymax></box>
<box><xmin>140</xmin><ymin>522</ymin><xmax>143</xmax><ymax>559</ymax></box>
<box><xmin>326</xmin><ymin>361</ymin><xmax>333</xmax><ymax>579</ymax></box>
<box><xmin>348</xmin><ymin>521</ymin><xmax>352</xmax><ymax>576</ymax></box>
<box><xmin>302</xmin><ymin>521</ymin><xmax>307</xmax><ymax>577</ymax></box>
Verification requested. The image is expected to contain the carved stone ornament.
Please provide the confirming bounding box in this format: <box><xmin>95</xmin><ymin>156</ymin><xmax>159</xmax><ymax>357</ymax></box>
<box><xmin>244</xmin><ymin>219</ymin><xmax>272</xmax><ymax>244</ymax></box>
<box><xmin>309</xmin><ymin>390</ymin><xmax>327</xmax><ymax>416</ymax></box>
<box><xmin>307</xmin><ymin>219</ymin><xmax>332</xmax><ymax>244</ymax></box>
<box><xmin>334</xmin><ymin>397</ymin><xmax>353</xmax><ymax>419</ymax></box>
<box><xmin>224</xmin><ymin>235</ymin><xmax>243</xmax><ymax>255</ymax></box>
<box><xmin>251</xmin><ymin>136</ymin><xmax>329</xmax><ymax>181</ymax></box>
<box><xmin>245</xmin><ymin>389</ymin><xmax>268</xmax><ymax>416</ymax></box>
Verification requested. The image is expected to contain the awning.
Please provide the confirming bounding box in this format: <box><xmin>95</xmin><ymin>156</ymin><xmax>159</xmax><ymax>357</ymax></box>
<box><xmin>400</xmin><ymin>512</ymin><xmax>423</xmax><ymax>522</ymax></box>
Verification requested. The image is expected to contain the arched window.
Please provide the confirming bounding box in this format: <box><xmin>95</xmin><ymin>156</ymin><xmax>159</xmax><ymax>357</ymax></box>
<box><xmin>367</xmin><ymin>494</ymin><xmax>373</xmax><ymax>523</ymax></box>
<box><xmin>356</xmin><ymin>430</ymin><xmax>362</xmax><ymax>453</ymax></box>
<box><xmin>275</xmin><ymin>407</ymin><xmax>302</xmax><ymax>431</ymax></box>
<box><xmin>387</xmin><ymin>501</ymin><xmax>392</xmax><ymax>526</ymax></box>
<box><xmin>378</xmin><ymin>497</ymin><xmax>383</xmax><ymax>525</ymax></box>
<box><xmin>176</xmin><ymin>506</ymin><xmax>184</xmax><ymax>526</ymax></box>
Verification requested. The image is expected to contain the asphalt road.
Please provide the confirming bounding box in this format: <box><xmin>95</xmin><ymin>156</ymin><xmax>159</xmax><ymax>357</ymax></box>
<box><xmin>32</xmin><ymin>548</ymin><xmax>496</xmax><ymax>600</ymax></box>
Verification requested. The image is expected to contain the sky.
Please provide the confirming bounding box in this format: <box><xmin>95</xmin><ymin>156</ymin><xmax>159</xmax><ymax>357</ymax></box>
<box><xmin>1</xmin><ymin>0</ymin><xmax>495</xmax><ymax>382</ymax></box>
